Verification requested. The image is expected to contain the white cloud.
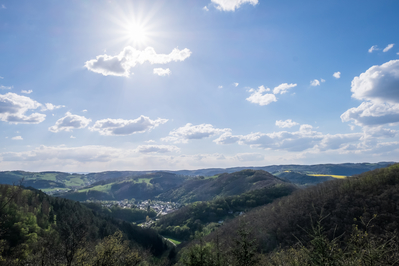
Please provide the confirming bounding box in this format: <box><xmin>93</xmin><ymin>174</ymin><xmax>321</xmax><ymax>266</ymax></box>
<box><xmin>368</xmin><ymin>45</ymin><xmax>379</xmax><ymax>53</ymax></box>
<box><xmin>383</xmin><ymin>44</ymin><xmax>394</xmax><ymax>52</ymax></box>
<box><xmin>276</xmin><ymin>119</ymin><xmax>299</xmax><ymax>128</ymax></box>
<box><xmin>218</xmin><ymin>85</ymin><xmax>223</xmax><ymax>89</ymax></box>
<box><xmin>153</xmin><ymin>68</ymin><xmax>171</xmax><ymax>76</ymax></box>
<box><xmin>342</xmin><ymin>60</ymin><xmax>399</xmax><ymax>127</ymax></box>
<box><xmin>234</xmin><ymin>82</ymin><xmax>239</xmax><ymax>87</ymax></box>
<box><xmin>90</xmin><ymin>115</ymin><xmax>167</xmax><ymax>136</ymax></box>
<box><xmin>82</xmin><ymin>109</ymin><xmax>88</xmax><ymax>112</ymax></box>
<box><xmin>0</xmin><ymin>85</ymin><xmax>13</xmax><ymax>90</ymax></box>
<box><xmin>203</xmin><ymin>6</ymin><xmax>209</xmax><ymax>11</ymax></box>
<box><xmin>235</xmin><ymin>153</ymin><xmax>264</xmax><ymax>162</ymax></box>
<box><xmin>0</xmin><ymin>76</ymin><xmax>3</xmax><ymax>79</ymax></box>
<box><xmin>211</xmin><ymin>0</ymin><xmax>259</xmax><ymax>11</ymax></box>
<box><xmin>246</xmin><ymin>86</ymin><xmax>277</xmax><ymax>106</ymax></box>
<box><xmin>350</xmin><ymin>60</ymin><xmax>399</xmax><ymax>104</ymax></box>
<box><xmin>273</xmin><ymin>83</ymin><xmax>297</xmax><ymax>94</ymax></box>
<box><xmin>41</xmin><ymin>103</ymin><xmax>65</xmax><ymax>111</ymax></box>
<box><xmin>310</xmin><ymin>79</ymin><xmax>321</xmax><ymax>86</ymax></box>
<box><xmin>318</xmin><ymin>133</ymin><xmax>362</xmax><ymax>151</ymax></box>
<box><xmin>333</xmin><ymin>72</ymin><xmax>341</xmax><ymax>79</ymax></box>
<box><xmin>214</xmin><ymin>125</ymin><xmax>329</xmax><ymax>152</ymax></box>
<box><xmin>0</xmin><ymin>92</ymin><xmax>46</xmax><ymax>124</ymax></box>
<box><xmin>85</xmin><ymin>46</ymin><xmax>191</xmax><ymax>77</ymax></box>
<box><xmin>70</xmin><ymin>135</ymin><xmax>76</xmax><ymax>139</ymax></box>
<box><xmin>162</xmin><ymin>123</ymin><xmax>230</xmax><ymax>143</ymax></box>
<box><xmin>341</xmin><ymin>102</ymin><xmax>399</xmax><ymax>127</ymax></box>
<box><xmin>11</xmin><ymin>136</ymin><xmax>23</xmax><ymax>141</ymax></box>
<box><xmin>21</xmin><ymin>90</ymin><xmax>32</xmax><ymax>94</ymax></box>
<box><xmin>321</xmin><ymin>79</ymin><xmax>326</xmax><ymax>83</ymax></box>
<box><xmin>49</xmin><ymin>112</ymin><xmax>91</xmax><ymax>132</ymax></box>
<box><xmin>1</xmin><ymin>5</ymin><xmax>5</xmax><ymax>9</ymax></box>
<box><xmin>136</xmin><ymin>145</ymin><xmax>180</xmax><ymax>154</ymax></box>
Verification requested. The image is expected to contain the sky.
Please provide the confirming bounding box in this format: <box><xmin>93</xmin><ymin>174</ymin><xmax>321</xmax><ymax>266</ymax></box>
<box><xmin>1</xmin><ymin>0</ymin><xmax>399</xmax><ymax>172</ymax></box>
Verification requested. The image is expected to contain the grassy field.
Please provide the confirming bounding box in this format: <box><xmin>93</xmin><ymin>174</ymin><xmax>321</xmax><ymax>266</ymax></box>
<box><xmin>136</xmin><ymin>178</ymin><xmax>152</xmax><ymax>184</ymax></box>
<box><xmin>78</xmin><ymin>183</ymin><xmax>113</xmax><ymax>193</ymax></box>
<box><xmin>164</xmin><ymin>237</ymin><xmax>181</xmax><ymax>245</ymax></box>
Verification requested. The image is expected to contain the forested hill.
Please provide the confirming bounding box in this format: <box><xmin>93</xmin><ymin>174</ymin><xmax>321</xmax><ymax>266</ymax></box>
<box><xmin>0</xmin><ymin>162</ymin><xmax>393</xmax><ymax>195</ymax></box>
<box><xmin>169</xmin><ymin>161</ymin><xmax>394</xmax><ymax>177</ymax></box>
<box><xmin>0</xmin><ymin>184</ymin><xmax>170</xmax><ymax>264</ymax></box>
<box><xmin>156</xmin><ymin>169</ymin><xmax>287</xmax><ymax>204</ymax></box>
<box><xmin>200</xmin><ymin>164</ymin><xmax>399</xmax><ymax>255</ymax></box>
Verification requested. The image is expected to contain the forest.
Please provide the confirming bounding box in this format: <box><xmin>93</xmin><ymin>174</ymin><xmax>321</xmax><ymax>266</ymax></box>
<box><xmin>1</xmin><ymin>163</ymin><xmax>399</xmax><ymax>265</ymax></box>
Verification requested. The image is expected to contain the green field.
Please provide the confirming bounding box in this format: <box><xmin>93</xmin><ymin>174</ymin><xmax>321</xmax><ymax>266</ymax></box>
<box><xmin>164</xmin><ymin>237</ymin><xmax>181</xmax><ymax>245</ymax></box>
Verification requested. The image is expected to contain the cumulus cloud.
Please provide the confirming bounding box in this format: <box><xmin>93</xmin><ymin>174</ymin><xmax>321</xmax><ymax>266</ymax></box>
<box><xmin>0</xmin><ymin>85</ymin><xmax>13</xmax><ymax>90</ymax></box>
<box><xmin>341</xmin><ymin>102</ymin><xmax>399</xmax><ymax>126</ymax></box>
<box><xmin>85</xmin><ymin>46</ymin><xmax>191</xmax><ymax>77</ymax></box>
<box><xmin>162</xmin><ymin>123</ymin><xmax>230</xmax><ymax>143</ymax></box>
<box><xmin>218</xmin><ymin>85</ymin><xmax>223</xmax><ymax>89</ymax></box>
<box><xmin>341</xmin><ymin>60</ymin><xmax>399</xmax><ymax>127</ymax></box>
<box><xmin>246</xmin><ymin>86</ymin><xmax>277</xmax><ymax>106</ymax></box>
<box><xmin>350</xmin><ymin>60</ymin><xmax>399</xmax><ymax>103</ymax></box>
<box><xmin>368</xmin><ymin>45</ymin><xmax>379</xmax><ymax>53</ymax></box>
<box><xmin>276</xmin><ymin>119</ymin><xmax>299</xmax><ymax>128</ymax></box>
<box><xmin>21</xmin><ymin>90</ymin><xmax>32</xmax><ymax>94</ymax></box>
<box><xmin>234</xmin><ymin>82</ymin><xmax>239</xmax><ymax>87</ymax></box>
<box><xmin>203</xmin><ymin>6</ymin><xmax>209</xmax><ymax>11</ymax></box>
<box><xmin>11</xmin><ymin>136</ymin><xmax>23</xmax><ymax>140</ymax></box>
<box><xmin>333</xmin><ymin>72</ymin><xmax>341</xmax><ymax>79</ymax></box>
<box><xmin>273</xmin><ymin>83</ymin><xmax>297</xmax><ymax>94</ymax></box>
<box><xmin>383</xmin><ymin>44</ymin><xmax>394</xmax><ymax>52</ymax></box>
<box><xmin>153</xmin><ymin>68</ymin><xmax>171</xmax><ymax>76</ymax></box>
<box><xmin>41</xmin><ymin>103</ymin><xmax>65</xmax><ymax>111</ymax></box>
<box><xmin>214</xmin><ymin>125</ymin><xmax>328</xmax><ymax>152</ymax></box>
<box><xmin>247</xmin><ymin>83</ymin><xmax>296</xmax><ymax>106</ymax></box>
<box><xmin>310</xmin><ymin>79</ymin><xmax>321</xmax><ymax>86</ymax></box>
<box><xmin>0</xmin><ymin>92</ymin><xmax>46</xmax><ymax>124</ymax></box>
<box><xmin>318</xmin><ymin>133</ymin><xmax>362</xmax><ymax>151</ymax></box>
<box><xmin>211</xmin><ymin>0</ymin><xmax>259</xmax><ymax>11</ymax></box>
<box><xmin>90</xmin><ymin>115</ymin><xmax>167</xmax><ymax>136</ymax></box>
<box><xmin>49</xmin><ymin>112</ymin><xmax>91</xmax><ymax>132</ymax></box>
<box><xmin>136</xmin><ymin>145</ymin><xmax>180</xmax><ymax>154</ymax></box>
<box><xmin>235</xmin><ymin>153</ymin><xmax>264</xmax><ymax>162</ymax></box>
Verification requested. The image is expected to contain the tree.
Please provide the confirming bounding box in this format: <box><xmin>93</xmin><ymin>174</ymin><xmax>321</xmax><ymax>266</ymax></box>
<box><xmin>230</xmin><ymin>222</ymin><xmax>260</xmax><ymax>266</ymax></box>
<box><xmin>91</xmin><ymin>231</ymin><xmax>142</xmax><ymax>266</ymax></box>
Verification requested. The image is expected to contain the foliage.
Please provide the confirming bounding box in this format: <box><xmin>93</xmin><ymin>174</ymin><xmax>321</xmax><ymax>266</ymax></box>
<box><xmin>153</xmin><ymin>183</ymin><xmax>296</xmax><ymax>241</ymax></box>
<box><xmin>83</xmin><ymin>202</ymin><xmax>157</xmax><ymax>223</ymax></box>
<box><xmin>157</xmin><ymin>170</ymin><xmax>287</xmax><ymax>204</ymax></box>
<box><xmin>0</xmin><ymin>184</ymin><xmax>170</xmax><ymax>265</ymax></box>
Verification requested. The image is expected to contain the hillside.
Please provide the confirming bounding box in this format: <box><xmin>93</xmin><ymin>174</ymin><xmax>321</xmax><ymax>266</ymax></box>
<box><xmin>169</xmin><ymin>162</ymin><xmax>394</xmax><ymax>177</ymax></box>
<box><xmin>157</xmin><ymin>169</ymin><xmax>286</xmax><ymax>204</ymax></box>
<box><xmin>153</xmin><ymin>183</ymin><xmax>297</xmax><ymax>241</ymax></box>
<box><xmin>58</xmin><ymin>172</ymin><xmax>189</xmax><ymax>201</ymax></box>
<box><xmin>0</xmin><ymin>184</ymin><xmax>171</xmax><ymax>264</ymax></box>
<box><xmin>1</xmin><ymin>162</ymin><xmax>392</xmax><ymax>196</ymax></box>
<box><xmin>196</xmin><ymin>164</ymin><xmax>399</xmax><ymax>255</ymax></box>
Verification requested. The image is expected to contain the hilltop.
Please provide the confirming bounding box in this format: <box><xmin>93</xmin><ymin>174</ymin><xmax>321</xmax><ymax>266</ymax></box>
<box><xmin>0</xmin><ymin>162</ymin><xmax>393</xmax><ymax>196</ymax></box>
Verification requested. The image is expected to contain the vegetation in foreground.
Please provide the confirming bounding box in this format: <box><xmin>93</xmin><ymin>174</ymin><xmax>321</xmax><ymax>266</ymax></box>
<box><xmin>0</xmin><ymin>184</ymin><xmax>171</xmax><ymax>265</ymax></box>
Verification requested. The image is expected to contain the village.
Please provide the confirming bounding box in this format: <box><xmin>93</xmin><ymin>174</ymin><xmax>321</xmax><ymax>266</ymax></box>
<box><xmin>94</xmin><ymin>199</ymin><xmax>182</xmax><ymax>217</ymax></box>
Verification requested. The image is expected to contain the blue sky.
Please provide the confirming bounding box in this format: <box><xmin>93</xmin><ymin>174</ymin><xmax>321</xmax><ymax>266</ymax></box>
<box><xmin>1</xmin><ymin>0</ymin><xmax>399</xmax><ymax>172</ymax></box>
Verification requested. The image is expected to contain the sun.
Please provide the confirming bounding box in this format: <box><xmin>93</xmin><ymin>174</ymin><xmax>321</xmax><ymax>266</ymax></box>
<box><xmin>127</xmin><ymin>23</ymin><xmax>148</xmax><ymax>45</ymax></box>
